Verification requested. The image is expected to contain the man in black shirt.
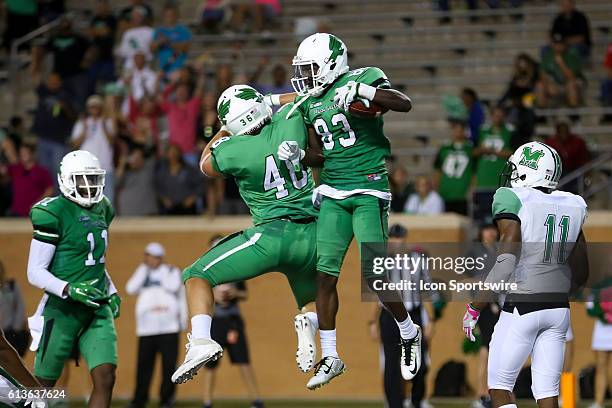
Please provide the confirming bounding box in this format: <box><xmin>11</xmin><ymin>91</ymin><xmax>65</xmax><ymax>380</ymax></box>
<box><xmin>551</xmin><ymin>0</ymin><xmax>591</xmax><ymax>57</ymax></box>
<box><xmin>33</xmin><ymin>17</ymin><xmax>93</xmax><ymax>109</ymax></box>
<box><xmin>89</xmin><ymin>0</ymin><xmax>117</xmax><ymax>86</ymax></box>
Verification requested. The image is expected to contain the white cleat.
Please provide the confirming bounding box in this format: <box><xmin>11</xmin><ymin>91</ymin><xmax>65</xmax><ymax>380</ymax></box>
<box><xmin>400</xmin><ymin>325</ymin><xmax>422</xmax><ymax>380</ymax></box>
<box><xmin>294</xmin><ymin>314</ymin><xmax>317</xmax><ymax>372</ymax></box>
<box><xmin>171</xmin><ymin>335</ymin><xmax>223</xmax><ymax>384</ymax></box>
<box><xmin>306</xmin><ymin>356</ymin><xmax>346</xmax><ymax>390</ymax></box>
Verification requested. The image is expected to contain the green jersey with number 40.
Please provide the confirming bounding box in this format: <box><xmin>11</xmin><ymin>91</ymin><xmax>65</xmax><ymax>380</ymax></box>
<box><xmin>296</xmin><ymin>67</ymin><xmax>392</xmax><ymax>191</ymax></box>
<box><xmin>492</xmin><ymin>186</ymin><xmax>587</xmax><ymax>295</ymax></box>
<box><xmin>29</xmin><ymin>195</ymin><xmax>114</xmax><ymax>294</ymax></box>
<box><xmin>211</xmin><ymin>103</ymin><xmax>317</xmax><ymax>225</ymax></box>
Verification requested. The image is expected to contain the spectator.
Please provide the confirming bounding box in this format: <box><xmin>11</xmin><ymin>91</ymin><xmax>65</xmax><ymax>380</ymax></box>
<box><xmin>0</xmin><ymin>260</ymin><xmax>28</xmax><ymax>356</ymax></box>
<box><xmin>116</xmin><ymin>145</ymin><xmax>157</xmax><ymax>216</ymax></box>
<box><xmin>200</xmin><ymin>0</ymin><xmax>229</xmax><ymax>33</ymax></box>
<box><xmin>119</xmin><ymin>0</ymin><xmax>154</xmax><ymax>28</ymax></box>
<box><xmin>6</xmin><ymin>143</ymin><xmax>53</xmax><ymax>217</ymax></box>
<box><xmin>389</xmin><ymin>164</ymin><xmax>413</xmax><ymax>213</ymax></box>
<box><xmin>2</xmin><ymin>0</ymin><xmax>38</xmax><ymax>51</ymax></box>
<box><xmin>88</xmin><ymin>0</ymin><xmax>118</xmax><ymax>89</ymax></box>
<box><xmin>155</xmin><ymin>144</ymin><xmax>203</xmax><ymax>215</ymax></box>
<box><xmin>4</xmin><ymin>116</ymin><xmax>26</xmax><ymax>153</ymax></box>
<box><xmin>499</xmin><ymin>53</ymin><xmax>539</xmax><ymax>108</ymax></box>
<box><xmin>253</xmin><ymin>0</ymin><xmax>282</xmax><ymax>32</ymax></box>
<box><xmin>37</xmin><ymin>0</ymin><xmax>65</xmax><ymax>24</ymax></box>
<box><xmin>32</xmin><ymin>17</ymin><xmax>93</xmax><ymax>109</ymax></box>
<box><xmin>586</xmin><ymin>277</ymin><xmax>612</xmax><ymax>408</ymax></box>
<box><xmin>31</xmin><ymin>73</ymin><xmax>76</xmax><ymax>177</ymax></box>
<box><xmin>250</xmin><ymin>58</ymin><xmax>293</xmax><ymax>113</ymax></box>
<box><xmin>128</xmin><ymin>95</ymin><xmax>162</xmax><ymax>153</ymax></box>
<box><xmin>544</xmin><ymin>120</ymin><xmax>590</xmax><ymax>175</ymax></box>
<box><xmin>71</xmin><ymin>95</ymin><xmax>117</xmax><ymax>203</ymax></box>
<box><xmin>601</xmin><ymin>43</ymin><xmax>612</xmax><ymax>123</ymax></box>
<box><xmin>461</xmin><ymin>88</ymin><xmax>485</xmax><ymax>144</ymax></box>
<box><xmin>152</xmin><ymin>4</ymin><xmax>192</xmax><ymax>75</ymax></box>
<box><xmin>434</xmin><ymin>120</ymin><xmax>474</xmax><ymax>216</ymax></box>
<box><xmin>473</xmin><ymin>107</ymin><xmax>513</xmax><ymax>223</ymax></box>
<box><xmin>0</xmin><ymin>261</ymin><xmax>28</xmax><ymax>357</ymax></box>
<box><xmin>505</xmin><ymin>96</ymin><xmax>536</xmax><ymax>149</ymax></box>
<box><xmin>537</xmin><ymin>34</ymin><xmax>583</xmax><ymax>108</ymax></box>
<box><xmin>550</xmin><ymin>0</ymin><xmax>591</xmax><ymax>57</ymax></box>
<box><xmin>203</xmin><ymin>235</ymin><xmax>264</xmax><ymax>408</ymax></box>
<box><xmin>117</xmin><ymin>7</ymin><xmax>154</xmax><ymax>72</ymax></box>
<box><xmin>126</xmin><ymin>242</ymin><xmax>186</xmax><ymax>408</ymax></box>
<box><xmin>404</xmin><ymin>175</ymin><xmax>444</xmax><ymax>215</ymax></box>
<box><xmin>159</xmin><ymin>77</ymin><xmax>204</xmax><ymax>166</ymax></box>
<box><xmin>125</xmin><ymin>52</ymin><xmax>158</xmax><ymax>103</ymax></box>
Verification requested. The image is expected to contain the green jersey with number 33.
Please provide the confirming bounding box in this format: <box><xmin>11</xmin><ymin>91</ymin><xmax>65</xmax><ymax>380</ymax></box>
<box><xmin>29</xmin><ymin>195</ymin><xmax>114</xmax><ymax>294</ymax></box>
<box><xmin>211</xmin><ymin>103</ymin><xmax>317</xmax><ymax>225</ymax></box>
<box><xmin>296</xmin><ymin>67</ymin><xmax>392</xmax><ymax>191</ymax></box>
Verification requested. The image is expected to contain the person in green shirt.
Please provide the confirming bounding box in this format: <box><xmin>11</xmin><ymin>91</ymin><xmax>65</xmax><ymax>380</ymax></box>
<box><xmin>434</xmin><ymin>119</ymin><xmax>474</xmax><ymax>215</ymax></box>
<box><xmin>173</xmin><ymin>85</ymin><xmax>320</xmax><ymax>385</ymax></box>
<box><xmin>473</xmin><ymin>107</ymin><xmax>513</xmax><ymax>222</ymax></box>
<box><xmin>537</xmin><ymin>34</ymin><xmax>583</xmax><ymax>108</ymax></box>
<box><xmin>26</xmin><ymin>150</ymin><xmax>120</xmax><ymax>408</ymax></box>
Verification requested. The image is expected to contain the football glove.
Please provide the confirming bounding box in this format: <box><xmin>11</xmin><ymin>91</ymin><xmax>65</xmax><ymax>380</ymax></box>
<box><xmin>462</xmin><ymin>303</ymin><xmax>480</xmax><ymax>342</ymax></box>
<box><xmin>278</xmin><ymin>141</ymin><xmax>305</xmax><ymax>162</ymax></box>
<box><xmin>333</xmin><ymin>81</ymin><xmax>377</xmax><ymax>111</ymax></box>
<box><xmin>108</xmin><ymin>293</ymin><xmax>121</xmax><ymax>319</ymax></box>
<box><xmin>68</xmin><ymin>279</ymin><xmax>104</xmax><ymax>308</ymax></box>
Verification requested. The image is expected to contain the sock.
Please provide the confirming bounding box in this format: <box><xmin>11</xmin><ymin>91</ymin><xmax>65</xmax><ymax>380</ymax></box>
<box><xmin>320</xmin><ymin>329</ymin><xmax>338</xmax><ymax>358</ymax></box>
<box><xmin>191</xmin><ymin>314</ymin><xmax>212</xmax><ymax>339</ymax></box>
<box><xmin>396</xmin><ymin>316</ymin><xmax>418</xmax><ymax>340</ymax></box>
<box><xmin>499</xmin><ymin>405</ymin><xmax>517</xmax><ymax>408</ymax></box>
<box><xmin>304</xmin><ymin>311</ymin><xmax>319</xmax><ymax>331</ymax></box>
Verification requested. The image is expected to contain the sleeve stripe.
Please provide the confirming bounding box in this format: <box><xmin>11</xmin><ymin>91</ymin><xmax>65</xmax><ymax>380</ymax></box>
<box><xmin>493</xmin><ymin>213</ymin><xmax>521</xmax><ymax>224</ymax></box>
<box><xmin>34</xmin><ymin>230</ymin><xmax>60</xmax><ymax>238</ymax></box>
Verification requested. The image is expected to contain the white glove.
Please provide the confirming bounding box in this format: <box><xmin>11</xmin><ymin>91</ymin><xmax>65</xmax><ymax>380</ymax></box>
<box><xmin>278</xmin><ymin>141</ymin><xmax>305</xmax><ymax>162</ymax></box>
<box><xmin>333</xmin><ymin>81</ymin><xmax>359</xmax><ymax>111</ymax></box>
<box><xmin>25</xmin><ymin>398</ymin><xmax>46</xmax><ymax>408</ymax></box>
<box><xmin>333</xmin><ymin>81</ymin><xmax>377</xmax><ymax>111</ymax></box>
<box><xmin>462</xmin><ymin>303</ymin><xmax>481</xmax><ymax>342</ymax></box>
<box><xmin>263</xmin><ymin>94</ymin><xmax>281</xmax><ymax>108</ymax></box>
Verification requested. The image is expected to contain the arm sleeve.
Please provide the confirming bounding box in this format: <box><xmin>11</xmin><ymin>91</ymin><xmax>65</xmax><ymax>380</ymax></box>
<box><xmin>492</xmin><ymin>187</ymin><xmax>522</xmax><ymax>223</ymax></box>
<box><xmin>125</xmin><ymin>264</ymin><xmax>148</xmax><ymax>295</ymax></box>
<box><xmin>27</xmin><ymin>239</ymin><xmax>68</xmax><ymax>298</ymax></box>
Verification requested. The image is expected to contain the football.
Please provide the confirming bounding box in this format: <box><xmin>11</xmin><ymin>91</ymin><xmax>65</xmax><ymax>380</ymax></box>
<box><xmin>348</xmin><ymin>100</ymin><xmax>389</xmax><ymax>118</ymax></box>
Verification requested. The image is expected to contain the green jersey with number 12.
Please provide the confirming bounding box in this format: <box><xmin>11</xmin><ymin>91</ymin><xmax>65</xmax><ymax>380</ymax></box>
<box><xmin>296</xmin><ymin>67</ymin><xmax>392</xmax><ymax>192</ymax></box>
<box><xmin>211</xmin><ymin>103</ymin><xmax>317</xmax><ymax>225</ymax></box>
<box><xmin>492</xmin><ymin>187</ymin><xmax>587</xmax><ymax>295</ymax></box>
<box><xmin>29</xmin><ymin>195</ymin><xmax>114</xmax><ymax>294</ymax></box>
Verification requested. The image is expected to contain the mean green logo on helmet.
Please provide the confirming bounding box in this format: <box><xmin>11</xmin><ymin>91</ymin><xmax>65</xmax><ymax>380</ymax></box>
<box><xmin>217</xmin><ymin>85</ymin><xmax>272</xmax><ymax>136</ymax></box>
<box><xmin>499</xmin><ymin>141</ymin><xmax>562</xmax><ymax>189</ymax></box>
<box><xmin>291</xmin><ymin>33</ymin><xmax>349</xmax><ymax>97</ymax></box>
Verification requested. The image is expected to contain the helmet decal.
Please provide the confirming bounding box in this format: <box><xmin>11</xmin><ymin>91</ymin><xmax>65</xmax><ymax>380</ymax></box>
<box><xmin>328</xmin><ymin>35</ymin><xmax>345</xmax><ymax>64</ymax></box>
<box><xmin>218</xmin><ymin>99</ymin><xmax>231</xmax><ymax>123</ymax></box>
<box><xmin>236</xmin><ymin>87</ymin><xmax>263</xmax><ymax>102</ymax></box>
<box><xmin>518</xmin><ymin>146</ymin><xmax>545</xmax><ymax>170</ymax></box>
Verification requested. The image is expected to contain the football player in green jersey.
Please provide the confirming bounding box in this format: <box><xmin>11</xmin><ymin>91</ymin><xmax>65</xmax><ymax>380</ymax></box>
<box><xmin>172</xmin><ymin>85</ymin><xmax>320</xmax><ymax>385</ymax></box>
<box><xmin>270</xmin><ymin>33</ymin><xmax>423</xmax><ymax>389</ymax></box>
<box><xmin>26</xmin><ymin>150</ymin><xmax>120</xmax><ymax>408</ymax></box>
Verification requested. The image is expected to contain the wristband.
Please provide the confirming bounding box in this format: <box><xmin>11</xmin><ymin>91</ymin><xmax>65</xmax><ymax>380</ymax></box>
<box><xmin>264</xmin><ymin>94</ymin><xmax>281</xmax><ymax>106</ymax></box>
<box><xmin>357</xmin><ymin>83</ymin><xmax>377</xmax><ymax>101</ymax></box>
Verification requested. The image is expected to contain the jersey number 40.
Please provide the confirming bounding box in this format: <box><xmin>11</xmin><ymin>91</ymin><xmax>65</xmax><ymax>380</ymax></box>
<box><xmin>263</xmin><ymin>155</ymin><xmax>308</xmax><ymax>199</ymax></box>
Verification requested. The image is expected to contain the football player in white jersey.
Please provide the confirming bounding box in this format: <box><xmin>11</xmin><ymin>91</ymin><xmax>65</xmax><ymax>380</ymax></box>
<box><xmin>462</xmin><ymin>141</ymin><xmax>589</xmax><ymax>408</ymax></box>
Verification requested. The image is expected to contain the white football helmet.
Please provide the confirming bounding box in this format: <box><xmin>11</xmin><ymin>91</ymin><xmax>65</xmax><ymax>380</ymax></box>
<box><xmin>500</xmin><ymin>141</ymin><xmax>562</xmax><ymax>190</ymax></box>
<box><xmin>217</xmin><ymin>85</ymin><xmax>272</xmax><ymax>136</ymax></box>
<box><xmin>292</xmin><ymin>33</ymin><xmax>349</xmax><ymax>97</ymax></box>
<box><xmin>58</xmin><ymin>150</ymin><xmax>106</xmax><ymax>207</ymax></box>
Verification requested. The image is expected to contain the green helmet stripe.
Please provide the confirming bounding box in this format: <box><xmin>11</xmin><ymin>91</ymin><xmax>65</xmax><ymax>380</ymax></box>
<box><xmin>328</xmin><ymin>35</ymin><xmax>345</xmax><ymax>62</ymax></box>
<box><xmin>541</xmin><ymin>143</ymin><xmax>561</xmax><ymax>182</ymax></box>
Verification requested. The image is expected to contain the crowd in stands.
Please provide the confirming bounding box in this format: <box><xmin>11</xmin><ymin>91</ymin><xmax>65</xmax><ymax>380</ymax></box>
<box><xmin>0</xmin><ymin>0</ymin><xmax>607</xmax><ymax>223</ymax></box>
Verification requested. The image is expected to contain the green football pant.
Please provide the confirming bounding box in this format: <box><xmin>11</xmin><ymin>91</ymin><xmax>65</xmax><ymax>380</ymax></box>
<box><xmin>316</xmin><ymin>194</ymin><xmax>389</xmax><ymax>278</ymax></box>
<box><xmin>34</xmin><ymin>296</ymin><xmax>117</xmax><ymax>380</ymax></box>
<box><xmin>183</xmin><ymin>219</ymin><xmax>317</xmax><ymax>309</ymax></box>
